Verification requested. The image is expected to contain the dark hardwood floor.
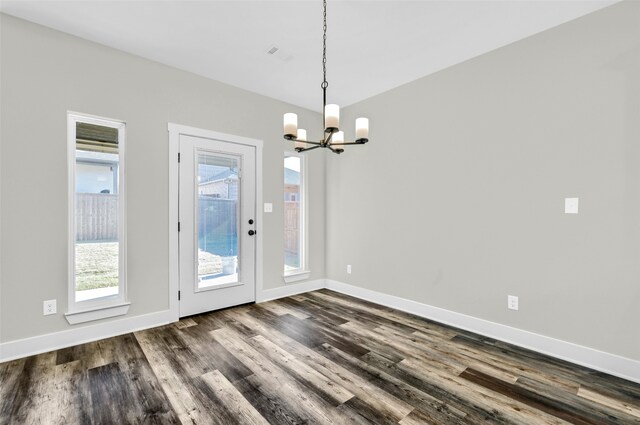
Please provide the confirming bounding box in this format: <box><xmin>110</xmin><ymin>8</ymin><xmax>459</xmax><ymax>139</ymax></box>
<box><xmin>1</xmin><ymin>289</ymin><xmax>639</xmax><ymax>424</ymax></box>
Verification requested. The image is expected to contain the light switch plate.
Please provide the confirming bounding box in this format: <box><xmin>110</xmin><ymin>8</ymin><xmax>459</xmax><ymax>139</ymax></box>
<box><xmin>264</xmin><ymin>203</ymin><xmax>273</xmax><ymax>213</ymax></box>
<box><xmin>565</xmin><ymin>198</ymin><xmax>579</xmax><ymax>214</ymax></box>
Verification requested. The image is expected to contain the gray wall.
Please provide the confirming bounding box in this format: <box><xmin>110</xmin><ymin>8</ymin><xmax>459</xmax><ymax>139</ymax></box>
<box><xmin>0</xmin><ymin>14</ymin><xmax>325</xmax><ymax>343</ymax></box>
<box><xmin>327</xmin><ymin>1</ymin><xmax>640</xmax><ymax>361</ymax></box>
<box><xmin>2</xmin><ymin>1</ymin><xmax>639</xmax><ymax>362</ymax></box>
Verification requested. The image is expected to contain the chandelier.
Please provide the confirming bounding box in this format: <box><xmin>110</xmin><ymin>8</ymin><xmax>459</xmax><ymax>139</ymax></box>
<box><xmin>283</xmin><ymin>0</ymin><xmax>369</xmax><ymax>154</ymax></box>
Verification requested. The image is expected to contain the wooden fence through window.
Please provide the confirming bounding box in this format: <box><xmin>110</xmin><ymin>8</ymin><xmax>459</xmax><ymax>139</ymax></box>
<box><xmin>75</xmin><ymin>195</ymin><xmax>302</xmax><ymax>252</ymax></box>
<box><xmin>75</xmin><ymin>193</ymin><xmax>118</xmax><ymax>241</ymax></box>
<box><xmin>284</xmin><ymin>201</ymin><xmax>300</xmax><ymax>254</ymax></box>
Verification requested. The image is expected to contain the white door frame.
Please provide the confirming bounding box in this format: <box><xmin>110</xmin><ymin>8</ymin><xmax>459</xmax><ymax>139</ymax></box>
<box><xmin>168</xmin><ymin>123</ymin><xmax>263</xmax><ymax>321</ymax></box>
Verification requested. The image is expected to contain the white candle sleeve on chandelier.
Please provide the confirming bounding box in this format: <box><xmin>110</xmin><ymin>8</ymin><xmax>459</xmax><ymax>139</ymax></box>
<box><xmin>356</xmin><ymin>117</ymin><xmax>369</xmax><ymax>140</ymax></box>
<box><xmin>324</xmin><ymin>104</ymin><xmax>340</xmax><ymax>130</ymax></box>
<box><xmin>333</xmin><ymin>131</ymin><xmax>344</xmax><ymax>144</ymax></box>
<box><xmin>283</xmin><ymin>113</ymin><xmax>298</xmax><ymax>137</ymax></box>
<box><xmin>295</xmin><ymin>129</ymin><xmax>307</xmax><ymax>149</ymax></box>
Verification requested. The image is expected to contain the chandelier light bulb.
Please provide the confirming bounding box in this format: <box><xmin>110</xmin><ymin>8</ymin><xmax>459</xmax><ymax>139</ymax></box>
<box><xmin>297</xmin><ymin>128</ymin><xmax>307</xmax><ymax>141</ymax></box>
<box><xmin>324</xmin><ymin>104</ymin><xmax>340</xmax><ymax>131</ymax></box>
<box><xmin>296</xmin><ymin>129</ymin><xmax>307</xmax><ymax>149</ymax></box>
<box><xmin>283</xmin><ymin>113</ymin><xmax>298</xmax><ymax>138</ymax></box>
<box><xmin>356</xmin><ymin>117</ymin><xmax>369</xmax><ymax>141</ymax></box>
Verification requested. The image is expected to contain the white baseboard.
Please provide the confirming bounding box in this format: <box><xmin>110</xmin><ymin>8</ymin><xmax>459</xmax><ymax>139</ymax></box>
<box><xmin>0</xmin><ymin>278</ymin><xmax>324</xmax><ymax>362</ymax></box>
<box><xmin>0</xmin><ymin>309</ymin><xmax>175</xmax><ymax>363</ymax></box>
<box><xmin>257</xmin><ymin>279</ymin><xmax>325</xmax><ymax>303</ymax></box>
<box><xmin>325</xmin><ymin>279</ymin><xmax>640</xmax><ymax>384</ymax></box>
<box><xmin>3</xmin><ymin>278</ymin><xmax>639</xmax><ymax>386</ymax></box>
<box><xmin>0</xmin><ymin>279</ymin><xmax>325</xmax><ymax>363</ymax></box>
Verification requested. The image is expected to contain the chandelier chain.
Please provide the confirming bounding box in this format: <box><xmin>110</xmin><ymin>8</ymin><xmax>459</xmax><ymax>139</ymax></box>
<box><xmin>322</xmin><ymin>0</ymin><xmax>328</xmax><ymax>89</ymax></box>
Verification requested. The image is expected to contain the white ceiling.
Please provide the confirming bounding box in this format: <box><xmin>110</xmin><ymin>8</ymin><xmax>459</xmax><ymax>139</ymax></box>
<box><xmin>0</xmin><ymin>0</ymin><xmax>619</xmax><ymax>111</ymax></box>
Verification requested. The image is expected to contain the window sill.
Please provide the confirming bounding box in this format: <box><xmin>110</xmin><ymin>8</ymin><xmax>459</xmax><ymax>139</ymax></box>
<box><xmin>65</xmin><ymin>302</ymin><xmax>131</xmax><ymax>325</ymax></box>
<box><xmin>283</xmin><ymin>270</ymin><xmax>311</xmax><ymax>284</ymax></box>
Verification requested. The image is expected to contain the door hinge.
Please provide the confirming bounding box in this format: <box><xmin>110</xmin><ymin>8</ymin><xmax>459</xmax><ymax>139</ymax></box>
<box><xmin>178</xmin><ymin>290</ymin><xmax>181</xmax><ymax>301</ymax></box>
<box><xmin>178</xmin><ymin>222</ymin><xmax>181</xmax><ymax>232</ymax></box>
<box><xmin>178</xmin><ymin>152</ymin><xmax>181</xmax><ymax>163</ymax></box>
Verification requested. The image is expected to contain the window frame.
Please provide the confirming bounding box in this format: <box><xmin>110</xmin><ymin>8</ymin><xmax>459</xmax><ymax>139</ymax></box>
<box><xmin>283</xmin><ymin>151</ymin><xmax>310</xmax><ymax>282</ymax></box>
<box><xmin>66</xmin><ymin>112</ymin><xmax>129</xmax><ymax>324</ymax></box>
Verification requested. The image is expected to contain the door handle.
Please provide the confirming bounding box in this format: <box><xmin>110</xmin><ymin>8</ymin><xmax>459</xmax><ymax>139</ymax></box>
<box><xmin>248</xmin><ymin>230</ymin><xmax>256</xmax><ymax>236</ymax></box>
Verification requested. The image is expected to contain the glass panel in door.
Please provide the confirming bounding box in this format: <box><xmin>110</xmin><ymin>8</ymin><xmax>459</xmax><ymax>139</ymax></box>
<box><xmin>196</xmin><ymin>152</ymin><xmax>240</xmax><ymax>290</ymax></box>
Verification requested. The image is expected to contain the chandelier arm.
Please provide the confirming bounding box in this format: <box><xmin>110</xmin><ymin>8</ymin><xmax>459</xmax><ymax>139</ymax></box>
<box><xmin>284</xmin><ymin>134</ymin><xmax>323</xmax><ymax>146</ymax></box>
<box><xmin>328</xmin><ymin>140</ymin><xmax>368</xmax><ymax>146</ymax></box>
<box><xmin>295</xmin><ymin>145</ymin><xmax>323</xmax><ymax>153</ymax></box>
<box><xmin>324</xmin><ymin>131</ymin><xmax>334</xmax><ymax>145</ymax></box>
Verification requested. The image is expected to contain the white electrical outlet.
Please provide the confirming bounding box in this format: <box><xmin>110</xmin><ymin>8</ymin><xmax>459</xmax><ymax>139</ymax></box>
<box><xmin>347</xmin><ymin>265</ymin><xmax>352</xmax><ymax>274</ymax></box>
<box><xmin>43</xmin><ymin>299</ymin><xmax>57</xmax><ymax>315</ymax></box>
<box><xmin>264</xmin><ymin>203</ymin><xmax>273</xmax><ymax>213</ymax></box>
<box><xmin>507</xmin><ymin>295</ymin><xmax>519</xmax><ymax>311</ymax></box>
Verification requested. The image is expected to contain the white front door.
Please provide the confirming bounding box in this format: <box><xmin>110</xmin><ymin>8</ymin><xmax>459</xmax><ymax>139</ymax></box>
<box><xmin>178</xmin><ymin>134</ymin><xmax>257</xmax><ymax>317</ymax></box>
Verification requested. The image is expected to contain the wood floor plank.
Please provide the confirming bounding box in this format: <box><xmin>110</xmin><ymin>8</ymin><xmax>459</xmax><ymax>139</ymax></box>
<box><xmin>210</xmin><ymin>326</ymin><xmax>347</xmax><ymax>424</ymax></box>
<box><xmin>321</xmin><ymin>344</ymin><xmax>508</xmax><ymax>424</ymax></box>
<box><xmin>134</xmin><ymin>327</ymin><xmax>219</xmax><ymax>424</ymax></box>
<box><xmin>213</xmin><ymin>308</ymin><xmax>260</xmax><ymax>338</ymax></box>
<box><xmin>312</xmin><ymin>289</ymin><xmax>460</xmax><ymax>339</ymax></box>
<box><xmin>398</xmin><ymin>358</ymin><xmax>570</xmax><ymax>424</ymax></box>
<box><xmin>88</xmin><ymin>362</ymin><xmax>136</xmax><ymax>424</ymax></box>
<box><xmin>6</xmin><ymin>353</ymin><xmax>57</xmax><ymax>425</ymax></box>
<box><xmin>453</xmin><ymin>330</ymin><xmax>610</xmax><ymax>390</ymax></box>
<box><xmin>578</xmin><ymin>386</ymin><xmax>640</xmax><ymax>419</ymax></box>
<box><xmin>189</xmin><ymin>377</ymin><xmax>246</xmax><ymax>425</ymax></box>
<box><xmin>174</xmin><ymin>317</ymin><xmax>197</xmax><ymax>329</ymax></box>
<box><xmin>300</xmin><ymin>291</ymin><xmax>420</xmax><ymax>335</ymax></box>
<box><xmin>451</xmin><ymin>333</ymin><xmax>585</xmax><ymax>393</ymax></box>
<box><xmin>196</xmin><ymin>370</ymin><xmax>269</xmax><ymax>425</ymax></box>
<box><xmin>49</xmin><ymin>360</ymin><xmax>91</xmax><ymax>425</ymax></box>
<box><xmin>0</xmin><ymin>358</ymin><xmax>25</xmax><ymax>422</ymax></box>
<box><xmin>461</xmin><ymin>367</ymin><xmax>640</xmax><ymax>424</ymax></box>
<box><xmin>375</xmin><ymin>324</ymin><xmax>522</xmax><ymax>384</ymax></box>
<box><xmin>110</xmin><ymin>334</ymin><xmax>181</xmax><ymax>424</ymax></box>
<box><xmin>399</xmin><ymin>407</ymin><xmax>468</xmax><ymax>425</ymax></box>
<box><xmin>307</xmin><ymin>315</ymin><xmax>406</xmax><ymax>364</ymax></box>
<box><xmin>233</xmin><ymin>375</ymin><xmax>308</xmax><ymax>425</ymax></box>
<box><xmin>262</xmin><ymin>298</ymin><xmax>311</xmax><ymax>320</ymax></box>
<box><xmin>578</xmin><ymin>388</ymin><xmax>640</xmax><ymax>422</ymax></box>
<box><xmin>318</xmin><ymin>345</ymin><xmax>469</xmax><ymax>423</ymax></box>
<box><xmin>338</xmin><ymin>321</ymin><xmax>467</xmax><ymax>376</ymax></box>
<box><xmin>360</xmin><ymin>349</ymin><xmax>519</xmax><ymax>424</ymax></box>
<box><xmin>514</xmin><ymin>376</ymin><xmax>640</xmax><ymax>424</ymax></box>
<box><xmin>275</xmin><ymin>296</ymin><xmax>349</xmax><ymax>327</ymax></box>
<box><xmin>334</xmin><ymin>396</ymin><xmax>400</xmax><ymax>425</ymax></box>
<box><xmin>227</xmin><ymin>309</ymin><xmax>415</xmax><ymax>422</ymax></box>
<box><xmin>579</xmin><ymin>373</ymin><xmax>640</xmax><ymax>410</ymax></box>
<box><xmin>2</xmin><ymin>289</ymin><xmax>639</xmax><ymax>424</ymax></box>
<box><xmin>246</xmin><ymin>334</ymin><xmax>355</xmax><ymax>405</ymax></box>
<box><xmin>247</xmin><ymin>306</ymin><xmax>326</xmax><ymax>348</ymax></box>
<box><xmin>178</xmin><ymin>324</ymin><xmax>254</xmax><ymax>382</ymax></box>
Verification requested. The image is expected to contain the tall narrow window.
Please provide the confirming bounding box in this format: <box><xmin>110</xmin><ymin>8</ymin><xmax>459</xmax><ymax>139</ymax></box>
<box><xmin>284</xmin><ymin>153</ymin><xmax>308</xmax><ymax>281</ymax></box>
<box><xmin>67</xmin><ymin>113</ymin><xmax>128</xmax><ymax>323</ymax></box>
